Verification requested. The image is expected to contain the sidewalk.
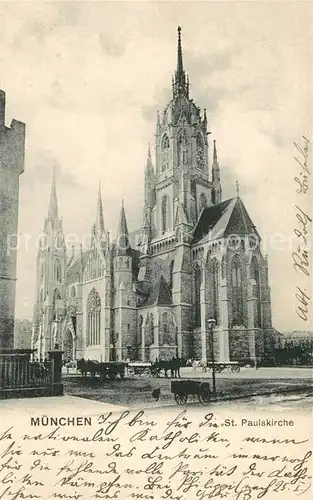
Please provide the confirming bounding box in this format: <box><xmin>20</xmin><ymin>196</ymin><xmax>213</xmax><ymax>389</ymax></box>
<box><xmin>0</xmin><ymin>395</ymin><xmax>126</xmax><ymax>418</ymax></box>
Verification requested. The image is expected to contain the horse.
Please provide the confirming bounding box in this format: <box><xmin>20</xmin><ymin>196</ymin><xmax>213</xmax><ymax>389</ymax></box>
<box><xmin>152</xmin><ymin>357</ymin><xmax>182</xmax><ymax>378</ymax></box>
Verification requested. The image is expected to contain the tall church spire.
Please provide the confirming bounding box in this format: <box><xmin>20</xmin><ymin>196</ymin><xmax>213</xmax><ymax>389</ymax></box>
<box><xmin>177</xmin><ymin>26</ymin><xmax>184</xmax><ymax>80</ymax></box>
<box><xmin>213</xmin><ymin>140</ymin><xmax>218</xmax><ymax>164</ymax></box>
<box><xmin>173</xmin><ymin>26</ymin><xmax>188</xmax><ymax>98</ymax></box>
<box><xmin>95</xmin><ymin>181</ymin><xmax>105</xmax><ymax>234</ymax></box>
<box><xmin>116</xmin><ymin>200</ymin><xmax>131</xmax><ymax>255</ymax></box>
<box><xmin>48</xmin><ymin>166</ymin><xmax>59</xmax><ymax>220</ymax></box>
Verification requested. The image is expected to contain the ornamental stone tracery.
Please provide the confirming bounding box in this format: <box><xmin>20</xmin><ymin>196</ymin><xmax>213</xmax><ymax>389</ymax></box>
<box><xmin>87</xmin><ymin>287</ymin><xmax>101</xmax><ymax>312</ymax></box>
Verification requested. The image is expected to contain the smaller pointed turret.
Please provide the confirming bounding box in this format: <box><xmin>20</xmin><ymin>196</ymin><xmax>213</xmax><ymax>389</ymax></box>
<box><xmin>203</xmin><ymin>108</ymin><xmax>207</xmax><ymax>128</ymax></box>
<box><xmin>48</xmin><ymin>166</ymin><xmax>59</xmax><ymax>221</ymax></box>
<box><xmin>212</xmin><ymin>140</ymin><xmax>220</xmax><ymax>183</ymax></box>
<box><xmin>156</xmin><ymin>110</ymin><xmax>161</xmax><ymax>134</ymax></box>
<box><xmin>146</xmin><ymin>143</ymin><xmax>153</xmax><ymax>173</ymax></box>
<box><xmin>116</xmin><ymin>200</ymin><xmax>131</xmax><ymax>256</ymax></box>
<box><xmin>95</xmin><ymin>181</ymin><xmax>105</xmax><ymax>234</ymax></box>
<box><xmin>144</xmin><ymin>144</ymin><xmax>155</xmax><ymax>209</ymax></box>
<box><xmin>212</xmin><ymin>140</ymin><xmax>222</xmax><ymax>204</ymax></box>
<box><xmin>213</xmin><ymin>140</ymin><xmax>218</xmax><ymax>164</ymax></box>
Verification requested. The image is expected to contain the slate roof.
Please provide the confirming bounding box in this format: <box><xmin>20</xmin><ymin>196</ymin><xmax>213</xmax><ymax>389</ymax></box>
<box><xmin>144</xmin><ymin>275</ymin><xmax>172</xmax><ymax>307</ymax></box>
<box><xmin>66</xmin><ymin>251</ymin><xmax>89</xmax><ymax>285</ymax></box>
<box><xmin>192</xmin><ymin>197</ymin><xmax>259</xmax><ymax>244</ymax></box>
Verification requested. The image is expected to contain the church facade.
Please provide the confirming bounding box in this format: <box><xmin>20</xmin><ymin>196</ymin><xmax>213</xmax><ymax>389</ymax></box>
<box><xmin>32</xmin><ymin>28</ymin><xmax>273</xmax><ymax>364</ymax></box>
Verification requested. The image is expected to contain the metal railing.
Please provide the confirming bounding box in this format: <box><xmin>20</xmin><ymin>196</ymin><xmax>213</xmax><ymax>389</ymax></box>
<box><xmin>0</xmin><ymin>355</ymin><xmax>51</xmax><ymax>391</ymax></box>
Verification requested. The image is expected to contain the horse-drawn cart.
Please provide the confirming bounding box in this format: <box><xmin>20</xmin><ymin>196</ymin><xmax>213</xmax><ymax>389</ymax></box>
<box><xmin>127</xmin><ymin>362</ymin><xmax>154</xmax><ymax>377</ymax></box>
<box><xmin>171</xmin><ymin>379</ymin><xmax>211</xmax><ymax>405</ymax></box>
<box><xmin>208</xmin><ymin>361</ymin><xmax>240</xmax><ymax>373</ymax></box>
<box><xmin>77</xmin><ymin>360</ymin><xmax>127</xmax><ymax>380</ymax></box>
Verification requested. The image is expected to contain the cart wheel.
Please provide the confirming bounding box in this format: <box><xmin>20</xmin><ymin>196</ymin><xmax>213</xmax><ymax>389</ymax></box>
<box><xmin>198</xmin><ymin>383</ymin><xmax>211</xmax><ymax>404</ymax></box>
<box><xmin>231</xmin><ymin>365</ymin><xmax>237</xmax><ymax>373</ymax></box>
<box><xmin>174</xmin><ymin>392</ymin><xmax>188</xmax><ymax>405</ymax></box>
<box><xmin>198</xmin><ymin>390</ymin><xmax>211</xmax><ymax>404</ymax></box>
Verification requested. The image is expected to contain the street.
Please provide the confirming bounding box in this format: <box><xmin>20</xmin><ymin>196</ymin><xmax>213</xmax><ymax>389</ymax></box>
<box><xmin>62</xmin><ymin>366</ymin><xmax>313</xmax><ymax>410</ymax></box>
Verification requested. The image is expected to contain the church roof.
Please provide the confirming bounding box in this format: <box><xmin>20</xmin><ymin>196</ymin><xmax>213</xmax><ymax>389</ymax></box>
<box><xmin>192</xmin><ymin>197</ymin><xmax>259</xmax><ymax>244</ymax></box>
<box><xmin>66</xmin><ymin>251</ymin><xmax>89</xmax><ymax>284</ymax></box>
<box><xmin>145</xmin><ymin>275</ymin><xmax>172</xmax><ymax>307</ymax></box>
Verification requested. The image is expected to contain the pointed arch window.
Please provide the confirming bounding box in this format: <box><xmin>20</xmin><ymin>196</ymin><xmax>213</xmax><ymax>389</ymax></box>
<box><xmin>231</xmin><ymin>255</ymin><xmax>244</xmax><ymax>326</ymax></box>
<box><xmin>194</xmin><ymin>264</ymin><xmax>201</xmax><ymax>327</ymax></box>
<box><xmin>87</xmin><ymin>288</ymin><xmax>101</xmax><ymax>346</ymax></box>
<box><xmin>162</xmin><ymin>312</ymin><xmax>170</xmax><ymax>344</ymax></box>
<box><xmin>54</xmin><ymin>259</ymin><xmax>61</xmax><ymax>283</ymax></box>
<box><xmin>250</xmin><ymin>256</ymin><xmax>261</xmax><ymax>327</ymax></box>
<box><xmin>211</xmin><ymin>258</ymin><xmax>219</xmax><ymax>324</ymax></box>
<box><xmin>52</xmin><ymin>288</ymin><xmax>61</xmax><ymax>321</ymax></box>
<box><xmin>211</xmin><ymin>189</ymin><xmax>216</xmax><ymax>205</ymax></box>
<box><xmin>161</xmin><ymin>195</ymin><xmax>169</xmax><ymax>234</ymax></box>
<box><xmin>199</xmin><ymin>193</ymin><xmax>208</xmax><ymax>212</ymax></box>
<box><xmin>145</xmin><ymin>313</ymin><xmax>154</xmax><ymax>347</ymax></box>
<box><xmin>169</xmin><ymin>260</ymin><xmax>174</xmax><ymax>290</ymax></box>
<box><xmin>161</xmin><ymin>134</ymin><xmax>170</xmax><ymax>172</ymax></box>
<box><xmin>39</xmin><ymin>289</ymin><xmax>44</xmax><ymax>311</ymax></box>
<box><xmin>178</xmin><ymin>130</ymin><xmax>188</xmax><ymax>168</ymax></box>
<box><xmin>137</xmin><ymin>315</ymin><xmax>143</xmax><ymax>360</ymax></box>
<box><xmin>196</xmin><ymin>133</ymin><xmax>205</xmax><ymax>169</ymax></box>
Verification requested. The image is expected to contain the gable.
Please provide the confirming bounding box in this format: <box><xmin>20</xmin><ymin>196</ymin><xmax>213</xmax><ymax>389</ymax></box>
<box><xmin>192</xmin><ymin>197</ymin><xmax>259</xmax><ymax>244</ymax></box>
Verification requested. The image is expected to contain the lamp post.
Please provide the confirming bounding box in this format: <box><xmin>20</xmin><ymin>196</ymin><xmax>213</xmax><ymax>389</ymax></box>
<box><xmin>207</xmin><ymin>318</ymin><xmax>216</xmax><ymax>397</ymax></box>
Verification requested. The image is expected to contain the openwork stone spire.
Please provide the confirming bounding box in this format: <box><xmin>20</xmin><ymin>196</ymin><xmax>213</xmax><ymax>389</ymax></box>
<box><xmin>173</xmin><ymin>26</ymin><xmax>189</xmax><ymax>98</ymax></box>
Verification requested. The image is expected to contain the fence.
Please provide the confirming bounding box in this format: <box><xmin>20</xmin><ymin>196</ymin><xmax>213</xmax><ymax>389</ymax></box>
<box><xmin>0</xmin><ymin>349</ymin><xmax>63</xmax><ymax>399</ymax></box>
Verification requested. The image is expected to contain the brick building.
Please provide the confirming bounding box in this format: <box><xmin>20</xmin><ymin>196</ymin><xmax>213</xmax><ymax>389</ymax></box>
<box><xmin>32</xmin><ymin>28</ymin><xmax>273</xmax><ymax>364</ymax></box>
<box><xmin>0</xmin><ymin>90</ymin><xmax>26</xmax><ymax>349</ymax></box>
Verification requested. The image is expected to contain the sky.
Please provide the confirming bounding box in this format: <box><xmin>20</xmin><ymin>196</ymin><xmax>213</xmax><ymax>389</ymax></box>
<box><xmin>0</xmin><ymin>1</ymin><xmax>312</xmax><ymax>331</ymax></box>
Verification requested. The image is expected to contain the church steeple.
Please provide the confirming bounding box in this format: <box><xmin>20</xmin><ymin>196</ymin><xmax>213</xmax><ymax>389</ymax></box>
<box><xmin>173</xmin><ymin>26</ymin><xmax>189</xmax><ymax>99</ymax></box>
<box><xmin>48</xmin><ymin>166</ymin><xmax>59</xmax><ymax>221</ymax></box>
<box><xmin>95</xmin><ymin>181</ymin><xmax>105</xmax><ymax>234</ymax></box>
<box><xmin>212</xmin><ymin>140</ymin><xmax>222</xmax><ymax>204</ymax></box>
<box><xmin>116</xmin><ymin>200</ymin><xmax>131</xmax><ymax>256</ymax></box>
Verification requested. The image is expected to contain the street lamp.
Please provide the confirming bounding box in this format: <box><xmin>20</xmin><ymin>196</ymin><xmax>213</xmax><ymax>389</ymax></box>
<box><xmin>207</xmin><ymin>318</ymin><xmax>216</xmax><ymax>397</ymax></box>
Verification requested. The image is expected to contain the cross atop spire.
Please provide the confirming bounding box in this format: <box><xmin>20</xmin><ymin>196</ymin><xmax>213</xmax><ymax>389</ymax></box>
<box><xmin>95</xmin><ymin>180</ymin><xmax>105</xmax><ymax>234</ymax></box>
<box><xmin>173</xmin><ymin>26</ymin><xmax>189</xmax><ymax>98</ymax></box>
<box><xmin>48</xmin><ymin>165</ymin><xmax>59</xmax><ymax>221</ymax></box>
<box><xmin>236</xmin><ymin>180</ymin><xmax>240</xmax><ymax>197</ymax></box>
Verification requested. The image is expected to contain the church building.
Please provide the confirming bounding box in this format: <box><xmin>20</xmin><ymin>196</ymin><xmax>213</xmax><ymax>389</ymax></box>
<box><xmin>32</xmin><ymin>27</ymin><xmax>273</xmax><ymax>364</ymax></box>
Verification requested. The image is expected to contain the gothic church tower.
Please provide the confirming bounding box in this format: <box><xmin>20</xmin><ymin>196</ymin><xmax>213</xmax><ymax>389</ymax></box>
<box><xmin>32</xmin><ymin>170</ymin><xmax>67</xmax><ymax>358</ymax></box>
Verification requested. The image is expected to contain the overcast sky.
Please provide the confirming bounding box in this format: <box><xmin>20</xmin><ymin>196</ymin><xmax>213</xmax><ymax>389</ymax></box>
<box><xmin>0</xmin><ymin>1</ymin><xmax>311</xmax><ymax>331</ymax></box>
